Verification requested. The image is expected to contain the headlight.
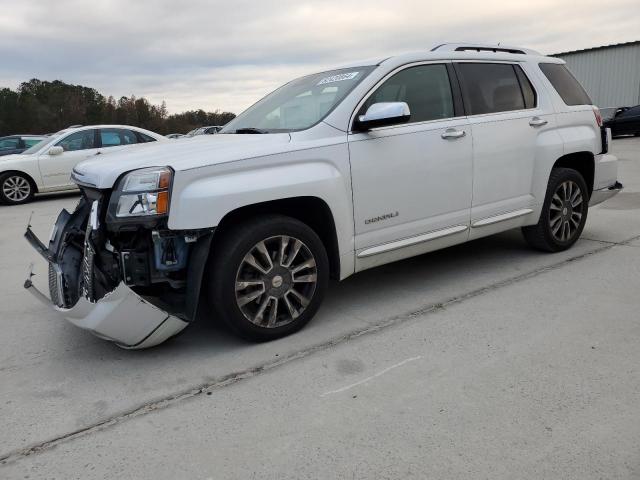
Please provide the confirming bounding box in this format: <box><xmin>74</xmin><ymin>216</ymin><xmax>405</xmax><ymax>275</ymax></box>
<box><xmin>114</xmin><ymin>167</ymin><xmax>172</xmax><ymax>218</ymax></box>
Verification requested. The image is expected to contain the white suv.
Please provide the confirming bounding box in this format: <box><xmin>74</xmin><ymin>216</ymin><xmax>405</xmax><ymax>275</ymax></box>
<box><xmin>1</xmin><ymin>125</ymin><xmax>165</xmax><ymax>205</ymax></box>
<box><xmin>25</xmin><ymin>43</ymin><xmax>622</xmax><ymax>348</ymax></box>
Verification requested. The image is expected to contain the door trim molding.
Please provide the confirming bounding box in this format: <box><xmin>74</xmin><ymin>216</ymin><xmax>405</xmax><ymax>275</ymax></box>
<box><xmin>471</xmin><ymin>208</ymin><xmax>533</xmax><ymax>228</ymax></box>
<box><xmin>357</xmin><ymin>224</ymin><xmax>469</xmax><ymax>258</ymax></box>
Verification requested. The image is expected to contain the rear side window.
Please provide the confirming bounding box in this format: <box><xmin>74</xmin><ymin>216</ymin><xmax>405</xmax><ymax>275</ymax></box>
<box><xmin>454</xmin><ymin>63</ymin><xmax>527</xmax><ymax>115</ymax></box>
<box><xmin>100</xmin><ymin>129</ymin><xmax>139</xmax><ymax>147</ymax></box>
<box><xmin>539</xmin><ymin>63</ymin><xmax>592</xmax><ymax>106</ymax></box>
<box><xmin>361</xmin><ymin>64</ymin><xmax>455</xmax><ymax>123</ymax></box>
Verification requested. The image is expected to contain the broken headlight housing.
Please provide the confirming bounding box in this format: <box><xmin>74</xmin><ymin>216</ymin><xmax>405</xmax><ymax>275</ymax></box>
<box><xmin>111</xmin><ymin>167</ymin><xmax>173</xmax><ymax>218</ymax></box>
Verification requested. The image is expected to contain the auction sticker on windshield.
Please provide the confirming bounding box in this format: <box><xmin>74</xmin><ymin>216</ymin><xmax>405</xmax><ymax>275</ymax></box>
<box><xmin>317</xmin><ymin>72</ymin><xmax>360</xmax><ymax>85</ymax></box>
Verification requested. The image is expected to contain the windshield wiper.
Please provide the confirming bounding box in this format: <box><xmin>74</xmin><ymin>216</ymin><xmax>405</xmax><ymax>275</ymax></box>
<box><xmin>233</xmin><ymin>127</ymin><xmax>268</xmax><ymax>134</ymax></box>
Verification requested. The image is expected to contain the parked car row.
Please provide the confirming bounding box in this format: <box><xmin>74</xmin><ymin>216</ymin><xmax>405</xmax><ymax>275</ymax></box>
<box><xmin>0</xmin><ymin>125</ymin><xmax>165</xmax><ymax>205</ymax></box>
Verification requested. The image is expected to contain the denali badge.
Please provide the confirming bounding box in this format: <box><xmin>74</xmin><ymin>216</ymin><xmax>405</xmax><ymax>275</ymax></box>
<box><xmin>365</xmin><ymin>211</ymin><xmax>399</xmax><ymax>225</ymax></box>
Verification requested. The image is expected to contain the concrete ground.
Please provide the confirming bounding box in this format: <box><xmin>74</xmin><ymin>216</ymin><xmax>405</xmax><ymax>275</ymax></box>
<box><xmin>1</xmin><ymin>138</ymin><xmax>639</xmax><ymax>479</ymax></box>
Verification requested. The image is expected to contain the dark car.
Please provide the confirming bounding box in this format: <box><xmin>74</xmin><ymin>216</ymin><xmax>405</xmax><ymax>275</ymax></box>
<box><xmin>604</xmin><ymin>105</ymin><xmax>640</xmax><ymax>137</ymax></box>
<box><xmin>0</xmin><ymin>135</ymin><xmax>46</xmax><ymax>156</ymax></box>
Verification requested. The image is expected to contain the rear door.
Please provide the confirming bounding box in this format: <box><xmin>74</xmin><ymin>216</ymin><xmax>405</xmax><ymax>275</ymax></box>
<box><xmin>453</xmin><ymin>62</ymin><xmax>556</xmax><ymax>236</ymax></box>
<box><xmin>38</xmin><ymin>129</ymin><xmax>100</xmax><ymax>189</ymax></box>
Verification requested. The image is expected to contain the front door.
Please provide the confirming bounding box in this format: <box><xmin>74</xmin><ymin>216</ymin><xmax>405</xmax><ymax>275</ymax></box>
<box><xmin>348</xmin><ymin>62</ymin><xmax>472</xmax><ymax>267</ymax></box>
<box><xmin>38</xmin><ymin>129</ymin><xmax>99</xmax><ymax>189</ymax></box>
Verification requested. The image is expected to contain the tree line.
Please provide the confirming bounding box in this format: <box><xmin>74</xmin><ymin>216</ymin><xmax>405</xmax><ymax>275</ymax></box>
<box><xmin>0</xmin><ymin>79</ymin><xmax>236</xmax><ymax>137</ymax></box>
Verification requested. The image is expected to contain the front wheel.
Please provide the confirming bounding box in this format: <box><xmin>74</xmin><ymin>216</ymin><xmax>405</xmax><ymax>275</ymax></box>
<box><xmin>0</xmin><ymin>172</ymin><xmax>35</xmax><ymax>205</ymax></box>
<box><xmin>522</xmin><ymin>168</ymin><xmax>589</xmax><ymax>252</ymax></box>
<box><xmin>207</xmin><ymin>215</ymin><xmax>329</xmax><ymax>342</ymax></box>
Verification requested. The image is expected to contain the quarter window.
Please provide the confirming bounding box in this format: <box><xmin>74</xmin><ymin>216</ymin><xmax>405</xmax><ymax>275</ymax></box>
<box><xmin>360</xmin><ymin>64</ymin><xmax>455</xmax><ymax>124</ymax></box>
<box><xmin>136</xmin><ymin>132</ymin><xmax>156</xmax><ymax>143</ymax></box>
<box><xmin>56</xmin><ymin>130</ymin><xmax>96</xmax><ymax>152</ymax></box>
<box><xmin>538</xmin><ymin>63</ymin><xmax>592</xmax><ymax>106</ymax></box>
<box><xmin>455</xmin><ymin>63</ymin><xmax>527</xmax><ymax>115</ymax></box>
<box><xmin>514</xmin><ymin>66</ymin><xmax>536</xmax><ymax>109</ymax></box>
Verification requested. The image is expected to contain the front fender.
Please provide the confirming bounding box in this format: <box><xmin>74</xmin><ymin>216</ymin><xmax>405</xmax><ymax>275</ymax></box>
<box><xmin>167</xmin><ymin>146</ymin><xmax>354</xmax><ymax>268</ymax></box>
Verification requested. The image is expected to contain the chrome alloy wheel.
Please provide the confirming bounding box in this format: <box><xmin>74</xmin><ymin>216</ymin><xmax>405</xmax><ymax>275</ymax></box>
<box><xmin>549</xmin><ymin>180</ymin><xmax>584</xmax><ymax>242</ymax></box>
<box><xmin>235</xmin><ymin>235</ymin><xmax>318</xmax><ymax>328</ymax></box>
<box><xmin>2</xmin><ymin>175</ymin><xmax>31</xmax><ymax>202</ymax></box>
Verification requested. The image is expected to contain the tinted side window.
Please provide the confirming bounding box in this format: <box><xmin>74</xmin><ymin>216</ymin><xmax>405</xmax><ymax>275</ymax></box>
<box><xmin>361</xmin><ymin>64</ymin><xmax>454</xmax><ymax>123</ymax></box>
<box><xmin>136</xmin><ymin>132</ymin><xmax>156</xmax><ymax>143</ymax></box>
<box><xmin>539</xmin><ymin>63</ymin><xmax>592</xmax><ymax>106</ymax></box>
<box><xmin>455</xmin><ymin>63</ymin><xmax>525</xmax><ymax>115</ymax></box>
<box><xmin>514</xmin><ymin>66</ymin><xmax>536</xmax><ymax>109</ymax></box>
<box><xmin>23</xmin><ymin>138</ymin><xmax>43</xmax><ymax>148</ymax></box>
<box><xmin>0</xmin><ymin>138</ymin><xmax>20</xmax><ymax>150</ymax></box>
<box><xmin>57</xmin><ymin>130</ymin><xmax>96</xmax><ymax>152</ymax></box>
<box><xmin>100</xmin><ymin>128</ymin><xmax>139</xmax><ymax>147</ymax></box>
<box><xmin>619</xmin><ymin>106</ymin><xmax>640</xmax><ymax>118</ymax></box>
<box><xmin>121</xmin><ymin>129</ymin><xmax>138</xmax><ymax>145</ymax></box>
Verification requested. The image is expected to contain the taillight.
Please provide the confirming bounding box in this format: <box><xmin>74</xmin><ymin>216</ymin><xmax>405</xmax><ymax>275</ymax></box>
<box><xmin>593</xmin><ymin>106</ymin><xmax>603</xmax><ymax>127</ymax></box>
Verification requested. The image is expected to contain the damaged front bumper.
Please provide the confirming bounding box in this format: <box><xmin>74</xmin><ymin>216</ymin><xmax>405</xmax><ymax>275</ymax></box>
<box><xmin>24</xmin><ymin>196</ymin><xmax>210</xmax><ymax>349</ymax></box>
<box><xmin>25</xmin><ymin>274</ymin><xmax>189</xmax><ymax>349</ymax></box>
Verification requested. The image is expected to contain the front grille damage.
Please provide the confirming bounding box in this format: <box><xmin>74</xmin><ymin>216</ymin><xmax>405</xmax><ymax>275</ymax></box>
<box><xmin>31</xmin><ymin>189</ymin><xmax>213</xmax><ymax>323</ymax></box>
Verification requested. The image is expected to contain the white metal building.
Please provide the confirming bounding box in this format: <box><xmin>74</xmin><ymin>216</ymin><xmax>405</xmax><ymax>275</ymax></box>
<box><xmin>552</xmin><ymin>41</ymin><xmax>640</xmax><ymax>111</ymax></box>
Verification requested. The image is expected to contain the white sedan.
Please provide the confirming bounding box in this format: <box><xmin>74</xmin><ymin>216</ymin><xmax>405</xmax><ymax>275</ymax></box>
<box><xmin>0</xmin><ymin>125</ymin><xmax>166</xmax><ymax>205</ymax></box>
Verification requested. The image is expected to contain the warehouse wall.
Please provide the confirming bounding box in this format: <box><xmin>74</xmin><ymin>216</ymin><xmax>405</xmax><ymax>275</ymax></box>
<box><xmin>555</xmin><ymin>42</ymin><xmax>640</xmax><ymax>109</ymax></box>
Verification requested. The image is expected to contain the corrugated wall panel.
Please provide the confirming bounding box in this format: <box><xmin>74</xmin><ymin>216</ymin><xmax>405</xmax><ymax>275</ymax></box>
<box><xmin>557</xmin><ymin>43</ymin><xmax>640</xmax><ymax>108</ymax></box>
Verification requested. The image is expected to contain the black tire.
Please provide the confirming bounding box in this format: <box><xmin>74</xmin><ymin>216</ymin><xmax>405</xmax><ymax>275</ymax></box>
<box><xmin>207</xmin><ymin>214</ymin><xmax>329</xmax><ymax>342</ymax></box>
<box><xmin>522</xmin><ymin>167</ymin><xmax>589</xmax><ymax>252</ymax></box>
<box><xmin>0</xmin><ymin>172</ymin><xmax>35</xmax><ymax>205</ymax></box>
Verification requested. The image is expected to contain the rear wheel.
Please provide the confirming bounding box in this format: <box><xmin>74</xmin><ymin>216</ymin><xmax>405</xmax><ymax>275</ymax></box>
<box><xmin>207</xmin><ymin>215</ymin><xmax>329</xmax><ymax>341</ymax></box>
<box><xmin>522</xmin><ymin>168</ymin><xmax>589</xmax><ymax>252</ymax></box>
<box><xmin>0</xmin><ymin>172</ymin><xmax>35</xmax><ymax>205</ymax></box>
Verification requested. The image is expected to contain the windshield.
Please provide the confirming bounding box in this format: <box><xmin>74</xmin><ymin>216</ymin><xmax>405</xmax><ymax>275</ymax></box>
<box><xmin>22</xmin><ymin>129</ymin><xmax>68</xmax><ymax>155</ymax></box>
<box><xmin>221</xmin><ymin>66</ymin><xmax>375</xmax><ymax>133</ymax></box>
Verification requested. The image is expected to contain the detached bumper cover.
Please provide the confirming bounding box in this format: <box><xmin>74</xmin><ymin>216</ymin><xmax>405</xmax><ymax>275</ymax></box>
<box><xmin>24</xmin><ymin>213</ymin><xmax>188</xmax><ymax>349</ymax></box>
<box><xmin>25</xmin><ymin>268</ymin><xmax>188</xmax><ymax>349</ymax></box>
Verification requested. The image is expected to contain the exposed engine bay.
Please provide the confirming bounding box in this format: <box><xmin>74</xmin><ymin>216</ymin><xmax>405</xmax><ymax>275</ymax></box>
<box><xmin>24</xmin><ymin>186</ymin><xmax>214</xmax><ymax>348</ymax></box>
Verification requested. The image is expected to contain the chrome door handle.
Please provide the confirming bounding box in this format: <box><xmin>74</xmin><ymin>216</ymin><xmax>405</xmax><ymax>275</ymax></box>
<box><xmin>529</xmin><ymin>117</ymin><xmax>548</xmax><ymax>127</ymax></box>
<box><xmin>441</xmin><ymin>128</ymin><xmax>466</xmax><ymax>139</ymax></box>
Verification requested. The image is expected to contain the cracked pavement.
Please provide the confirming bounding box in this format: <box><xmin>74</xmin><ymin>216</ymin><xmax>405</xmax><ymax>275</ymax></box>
<box><xmin>1</xmin><ymin>138</ymin><xmax>639</xmax><ymax>479</ymax></box>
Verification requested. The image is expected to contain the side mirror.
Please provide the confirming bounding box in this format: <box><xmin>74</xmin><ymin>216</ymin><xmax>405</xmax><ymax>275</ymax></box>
<box><xmin>354</xmin><ymin>102</ymin><xmax>411</xmax><ymax>131</ymax></box>
<box><xmin>48</xmin><ymin>146</ymin><xmax>64</xmax><ymax>156</ymax></box>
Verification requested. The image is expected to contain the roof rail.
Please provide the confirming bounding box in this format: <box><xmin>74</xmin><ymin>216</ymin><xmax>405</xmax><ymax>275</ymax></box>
<box><xmin>431</xmin><ymin>43</ymin><xmax>540</xmax><ymax>55</ymax></box>
<box><xmin>67</xmin><ymin>124</ymin><xmax>83</xmax><ymax>129</ymax></box>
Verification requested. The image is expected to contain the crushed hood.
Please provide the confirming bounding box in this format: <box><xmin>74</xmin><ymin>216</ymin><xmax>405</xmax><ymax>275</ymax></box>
<box><xmin>72</xmin><ymin>133</ymin><xmax>292</xmax><ymax>189</ymax></box>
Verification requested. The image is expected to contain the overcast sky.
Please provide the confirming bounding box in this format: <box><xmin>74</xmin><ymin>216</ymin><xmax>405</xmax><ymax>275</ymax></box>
<box><xmin>1</xmin><ymin>0</ymin><xmax>638</xmax><ymax>114</ymax></box>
